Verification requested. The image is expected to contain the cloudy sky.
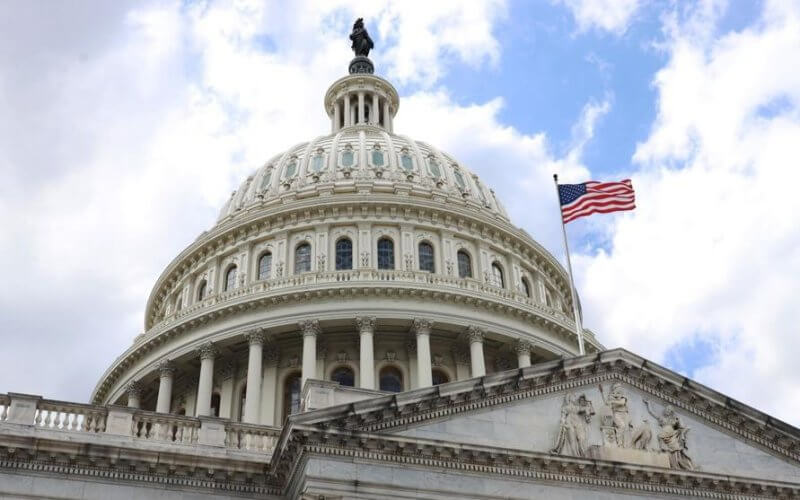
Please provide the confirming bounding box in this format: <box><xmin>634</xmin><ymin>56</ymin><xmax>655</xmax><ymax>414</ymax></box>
<box><xmin>2</xmin><ymin>0</ymin><xmax>799</xmax><ymax>425</ymax></box>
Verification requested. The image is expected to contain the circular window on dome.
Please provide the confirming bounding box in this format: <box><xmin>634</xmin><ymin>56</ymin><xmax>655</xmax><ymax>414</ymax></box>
<box><xmin>427</xmin><ymin>156</ymin><xmax>442</xmax><ymax>178</ymax></box>
<box><xmin>310</xmin><ymin>152</ymin><xmax>325</xmax><ymax>172</ymax></box>
<box><xmin>284</xmin><ymin>159</ymin><xmax>298</xmax><ymax>179</ymax></box>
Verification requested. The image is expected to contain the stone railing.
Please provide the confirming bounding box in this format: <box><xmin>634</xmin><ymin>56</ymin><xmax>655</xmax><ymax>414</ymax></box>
<box><xmin>156</xmin><ymin>269</ymin><xmax>574</xmax><ymax>333</ymax></box>
<box><xmin>0</xmin><ymin>393</ymin><xmax>281</xmax><ymax>456</ymax></box>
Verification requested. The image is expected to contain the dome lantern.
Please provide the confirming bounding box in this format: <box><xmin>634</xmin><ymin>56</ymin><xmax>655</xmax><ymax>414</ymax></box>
<box><xmin>325</xmin><ymin>19</ymin><xmax>399</xmax><ymax>133</ymax></box>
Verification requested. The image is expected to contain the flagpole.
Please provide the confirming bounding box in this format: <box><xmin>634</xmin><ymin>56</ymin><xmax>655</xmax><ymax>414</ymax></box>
<box><xmin>553</xmin><ymin>174</ymin><xmax>585</xmax><ymax>356</ymax></box>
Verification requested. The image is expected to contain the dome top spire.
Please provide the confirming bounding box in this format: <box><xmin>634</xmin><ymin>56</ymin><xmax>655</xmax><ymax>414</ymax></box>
<box><xmin>348</xmin><ymin>17</ymin><xmax>374</xmax><ymax>74</ymax></box>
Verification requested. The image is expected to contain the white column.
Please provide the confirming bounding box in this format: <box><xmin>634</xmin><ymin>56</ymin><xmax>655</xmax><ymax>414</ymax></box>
<box><xmin>357</xmin><ymin>316</ymin><xmax>376</xmax><ymax>389</ymax></box>
<box><xmin>383</xmin><ymin>100</ymin><xmax>390</xmax><ymax>130</ymax></box>
<box><xmin>243</xmin><ymin>330</ymin><xmax>265</xmax><ymax>424</ymax></box>
<box><xmin>196</xmin><ymin>342</ymin><xmax>218</xmax><ymax>417</ymax></box>
<box><xmin>218</xmin><ymin>362</ymin><xmax>236</xmax><ymax>419</ymax></box>
<box><xmin>387</xmin><ymin>104</ymin><xmax>393</xmax><ymax>131</ymax></box>
<box><xmin>514</xmin><ymin>340</ymin><xmax>532</xmax><ymax>368</ymax></box>
<box><xmin>300</xmin><ymin>320</ymin><xmax>320</xmax><ymax>387</ymax></box>
<box><xmin>466</xmin><ymin>326</ymin><xmax>486</xmax><ymax>377</ymax></box>
<box><xmin>344</xmin><ymin>94</ymin><xmax>351</xmax><ymax>127</ymax></box>
<box><xmin>358</xmin><ymin>92</ymin><xmax>365</xmax><ymax>124</ymax></box>
<box><xmin>333</xmin><ymin>101</ymin><xmax>341</xmax><ymax>132</ymax></box>
<box><xmin>155</xmin><ymin>360</ymin><xmax>175</xmax><ymax>414</ymax></box>
<box><xmin>260</xmin><ymin>346</ymin><xmax>279</xmax><ymax>425</ymax></box>
<box><xmin>126</xmin><ymin>380</ymin><xmax>142</xmax><ymax>409</ymax></box>
<box><xmin>371</xmin><ymin>94</ymin><xmax>379</xmax><ymax>125</ymax></box>
<box><xmin>412</xmin><ymin>318</ymin><xmax>433</xmax><ymax>387</ymax></box>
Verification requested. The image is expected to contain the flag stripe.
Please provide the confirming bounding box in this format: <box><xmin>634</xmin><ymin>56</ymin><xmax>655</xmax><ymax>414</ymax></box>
<box><xmin>557</xmin><ymin>179</ymin><xmax>636</xmax><ymax>223</ymax></box>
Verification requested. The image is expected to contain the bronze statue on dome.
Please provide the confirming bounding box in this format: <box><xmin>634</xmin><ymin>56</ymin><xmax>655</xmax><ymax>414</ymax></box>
<box><xmin>350</xmin><ymin>18</ymin><xmax>374</xmax><ymax>57</ymax></box>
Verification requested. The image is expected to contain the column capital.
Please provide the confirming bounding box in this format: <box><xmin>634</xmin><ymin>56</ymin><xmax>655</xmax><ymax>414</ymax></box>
<box><xmin>356</xmin><ymin>316</ymin><xmax>376</xmax><ymax>334</ymax></box>
<box><xmin>411</xmin><ymin>318</ymin><xmax>433</xmax><ymax>336</ymax></box>
<box><xmin>126</xmin><ymin>380</ymin><xmax>143</xmax><ymax>398</ymax></box>
<box><xmin>199</xmin><ymin>341</ymin><xmax>219</xmax><ymax>360</ymax></box>
<box><xmin>157</xmin><ymin>359</ymin><xmax>176</xmax><ymax>377</ymax></box>
<box><xmin>465</xmin><ymin>325</ymin><xmax>485</xmax><ymax>344</ymax></box>
<box><xmin>299</xmin><ymin>319</ymin><xmax>321</xmax><ymax>337</ymax></box>
<box><xmin>246</xmin><ymin>329</ymin><xmax>266</xmax><ymax>346</ymax></box>
<box><xmin>513</xmin><ymin>339</ymin><xmax>532</xmax><ymax>355</ymax></box>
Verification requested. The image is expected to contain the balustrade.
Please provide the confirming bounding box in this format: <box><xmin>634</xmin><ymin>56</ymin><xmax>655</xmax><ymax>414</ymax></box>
<box><xmin>33</xmin><ymin>400</ymin><xmax>106</xmax><ymax>433</ymax></box>
<box><xmin>225</xmin><ymin>422</ymin><xmax>280</xmax><ymax>453</ymax></box>
<box><xmin>131</xmin><ymin>410</ymin><xmax>199</xmax><ymax>443</ymax></box>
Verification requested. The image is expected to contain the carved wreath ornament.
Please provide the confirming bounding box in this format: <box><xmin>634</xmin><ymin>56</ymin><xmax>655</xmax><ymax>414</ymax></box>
<box><xmin>550</xmin><ymin>383</ymin><xmax>695</xmax><ymax>471</ymax></box>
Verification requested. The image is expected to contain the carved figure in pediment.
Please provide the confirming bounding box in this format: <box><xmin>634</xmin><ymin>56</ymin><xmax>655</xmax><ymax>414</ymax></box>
<box><xmin>631</xmin><ymin>419</ymin><xmax>653</xmax><ymax>450</ymax></box>
<box><xmin>644</xmin><ymin>399</ymin><xmax>694</xmax><ymax>470</ymax></box>
<box><xmin>599</xmin><ymin>383</ymin><xmax>633</xmax><ymax>447</ymax></box>
<box><xmin>550</xmin><ymin>393</ymin><xmax>595</xmax><ymax>458</ymax></box>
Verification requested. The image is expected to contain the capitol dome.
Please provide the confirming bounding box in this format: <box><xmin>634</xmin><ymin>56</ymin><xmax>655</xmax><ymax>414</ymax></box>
<box><xmin>91</xmin><ymin>46</ymin><xmax>601</xmax><ymax>426</ymax></box>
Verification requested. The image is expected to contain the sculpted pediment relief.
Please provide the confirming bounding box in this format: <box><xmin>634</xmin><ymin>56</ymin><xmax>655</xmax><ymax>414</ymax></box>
<box><xmin>391</xmin><ymin>379</ymin><xmax>799</xmax><ymax>483</ymax></box>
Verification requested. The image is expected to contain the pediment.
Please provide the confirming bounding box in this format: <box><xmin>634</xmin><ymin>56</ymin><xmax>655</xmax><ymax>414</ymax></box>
<box><xmin>286</xmin><ymin>349</ymin><xmax>800</xmax><ymax>485</ymax></box>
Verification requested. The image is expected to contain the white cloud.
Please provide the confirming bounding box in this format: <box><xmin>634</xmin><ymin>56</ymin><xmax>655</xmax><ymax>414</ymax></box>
<box><xmin>575</xmin><ymin>0</ymin><xmax>800</xmax><ymax>424</ymax></box>
<box><xmin>555</xmin><ymin>0</ymin><xmax>641</xmax><ymax>34</ymax></box>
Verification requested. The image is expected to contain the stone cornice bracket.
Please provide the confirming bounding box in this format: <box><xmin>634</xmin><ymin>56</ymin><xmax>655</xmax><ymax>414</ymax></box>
<box><xmin>199</xmin><ymin>341</ymin><xmax>219</xmax><ymax>360</ymax></box>
<box><xmin>126</xmin><ymin>380</ymin><xmax>143</xmax><ymax>397</ymax></box>
<box><xmin>513</xmin><ymin>339</ymin><xmax>532</xmax><ymax>355</ymax></box>
<box><xmin>355</xmin><ymin>316</ymin><xmax>376</xmax><ymax>334</ymax></box>
<box><xmin>299</xmin><ymin>319</ymin><xmax>321</xmax><ymax>338</ymax></box>
<box><xmin>410</xmin><ymin>318</ymin><xmax>433</xmax><ymax>336</ymax></box>
<box><xmin>157</xmin><ymin>359</ymin><xmax>176</xmax><ymax>377</ymax></box>
<box><xmin>465</xmin><ymin>325</ymin><xmax>485</xmax><ymax>344</ymax></box>
<box><xmin>246</xmin><ymin>329</ymin><xmax>266</xmax><ymax>346</ymax></box>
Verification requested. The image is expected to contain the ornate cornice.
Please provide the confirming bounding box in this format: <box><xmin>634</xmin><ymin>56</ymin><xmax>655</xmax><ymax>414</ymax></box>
<box><xmin>298</xmin><ymin>319</ymin><xmax>320</xmax><ymax>338</ymax></box>
<box><xmin>272</xmin><ymin>426</ymin><xmax>800</xmax><ymax>499</ymax></box>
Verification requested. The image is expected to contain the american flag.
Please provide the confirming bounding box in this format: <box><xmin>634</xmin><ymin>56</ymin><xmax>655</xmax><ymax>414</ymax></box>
<box><xmin>557</xmin><ymin>179</ymin><xmax>636</xmax><ymax>223</ymax></box>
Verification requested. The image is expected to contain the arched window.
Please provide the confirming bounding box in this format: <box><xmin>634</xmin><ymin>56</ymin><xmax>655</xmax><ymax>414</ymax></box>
<box><xmin>210</xmin><ymin>393</ymin><xmax>221</xmax><ymax>418</ymax></box>
<box><xmin>335</xmin><ymin>238</ymin><xmax>353</xmax><ymax>270</ymax></box>
<box><xmin>491</xmin><ymin>262</ymin><xmax>505</xmax><ymax>288</ymax></box>
<box><xmin>432</xmin><ymin>369</ymin><xmax>450</xmax><ymax>386</ymax></box>
<box><xmin>521</xmin><ymin>277</ymin><xmax>532</xmax><ymax>298</ymax></box>
<box><xmin>457</xmin><ymin>251</ymin><xmax>472</xmax><ymax>278</ymax></box>
<box><xmin>331</xmin><ymin>366</ymin><xmax>355</xmax><ymax>387</ymax></box>
<box><xmin>377</xmin><ymin>238</ymin><xmax>394</xmax><ymax>270</ymax></box>
<box><xmin>294</xmin><ymin>243</ymin><xmax>311</xmax><ymax>274</ymax></box>
<box><xmin>197</xmin><ymin>280</ymin><xmax>207</xmax><ymax>301</ymax></box>
<box><xmin>418</xmin><ymin>242</ymin><xmax>435</xmax><ymax>273</ymax></box>
<box><xmin>224</xmin><ymin>266</ymin><xmax>237</xmax><ymax>291</ymax></box>
<box><xmin>258</xmin><ymin>252</ymin><xmax>272</xmax><ymax>280</ymax></box>
<box><xmin>379</xmin><ymin>366</ymin><xmax>403</xmax><ymax>392</ymax></box>
<box><xmin>283</xmin><ymin>372</ymin><xmax>301</xmax><ymax>422</ymax></box>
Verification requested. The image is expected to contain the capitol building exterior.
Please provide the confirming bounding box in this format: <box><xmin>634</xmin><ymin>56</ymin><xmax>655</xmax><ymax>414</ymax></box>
<box><xmin>1</xmin><ymin>22</ymin><xmax>799</xmax><ymax>500</ymax></box>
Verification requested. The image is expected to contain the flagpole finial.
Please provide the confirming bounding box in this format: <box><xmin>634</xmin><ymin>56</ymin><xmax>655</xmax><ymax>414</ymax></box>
<box><xmin>553</xmin><ymin>173</ymin><xmax>558</xmax><ymax>182</ymax></box>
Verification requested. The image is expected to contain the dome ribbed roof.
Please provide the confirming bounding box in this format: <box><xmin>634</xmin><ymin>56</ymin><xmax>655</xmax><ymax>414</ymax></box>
<box><xmin>216</xmin><ymin>125</ymin><xmax>509</xmax><ymax>224</ymax></box>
